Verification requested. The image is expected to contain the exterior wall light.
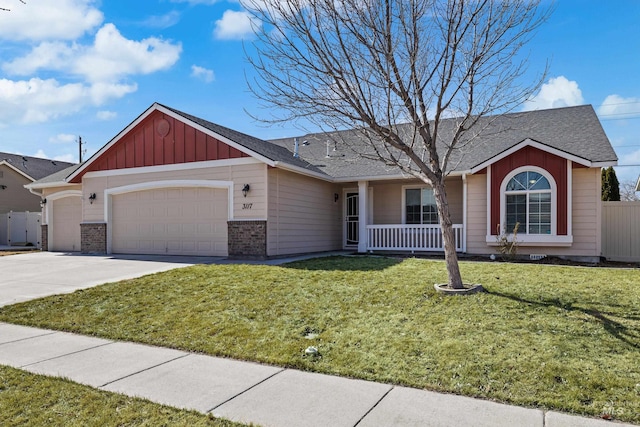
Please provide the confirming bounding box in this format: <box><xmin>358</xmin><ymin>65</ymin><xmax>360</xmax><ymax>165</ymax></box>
<box><xmin>88</xmin><ymin>193</ymin><xmax>97</xmax><ymax>204</ymax></box>
<box><xmin>334</xmin><ymin>193</ymin><xmax>339</xmax><ymax>203</ymax></box>
<box><xmin>242</xmin><ymin>184</ymin><xmax>250</xmax><ymax>197</ymax></box>
<box><xmin>40</xmin><ymin>198</ymin><xmax>47</xmax><ymax>208</ymax></box>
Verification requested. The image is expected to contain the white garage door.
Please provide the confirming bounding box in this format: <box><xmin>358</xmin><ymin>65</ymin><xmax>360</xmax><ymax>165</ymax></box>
<box><xmin>51</xmin><ymin>197</ymin><xmax>82</xmax><ymax>252</ymax></box>
<box><xmin>112</xmin><ymin>187</ymin><xmax>228</xmax><ymax>256</ymax></box>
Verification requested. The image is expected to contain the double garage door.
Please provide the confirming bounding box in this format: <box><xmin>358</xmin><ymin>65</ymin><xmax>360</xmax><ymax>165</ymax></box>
<box><xmin>112</xmin><ymin>187</ymin><xmax>229</xmax><ymax>256</ymax></box>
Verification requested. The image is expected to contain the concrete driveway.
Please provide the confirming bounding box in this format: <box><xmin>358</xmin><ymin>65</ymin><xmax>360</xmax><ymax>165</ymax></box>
<box><xmin>0</xmin><ymin>252</ymin><xmax>217</xmax><ymax>307</ymax></box>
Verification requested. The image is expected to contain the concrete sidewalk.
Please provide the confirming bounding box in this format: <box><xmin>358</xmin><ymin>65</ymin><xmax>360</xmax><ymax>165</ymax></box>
<box><xmin>0</xmin><ymin>323</ymin><xmax>634</xmax><ymax>427</ymax></box>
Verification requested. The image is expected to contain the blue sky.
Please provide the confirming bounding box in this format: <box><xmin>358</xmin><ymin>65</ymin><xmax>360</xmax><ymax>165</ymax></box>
<box><xmin>1</xmin><ymin>0</ymin><xmax>639</xmax><ymax>183</ymax></box>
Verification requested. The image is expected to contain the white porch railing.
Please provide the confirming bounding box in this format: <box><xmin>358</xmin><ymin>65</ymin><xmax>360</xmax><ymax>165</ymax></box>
<box><xmin>366</xmin><ymin>224</ymin><xmax>464</xmax><ymax>252</ymax></box>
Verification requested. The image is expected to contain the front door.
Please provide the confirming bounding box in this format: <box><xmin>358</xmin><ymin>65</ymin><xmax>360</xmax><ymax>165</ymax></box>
<box><xmin>345</xmin><ymin>192</ymin><xmax>359</xmax><ymax>246</ymax></box>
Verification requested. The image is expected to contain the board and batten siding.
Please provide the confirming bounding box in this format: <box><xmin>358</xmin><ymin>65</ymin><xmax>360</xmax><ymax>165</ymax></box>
<box><xmin>466</xmin><ymin>167</ymin><xmax>601</xmax><ymax>257</ymax></box>
<box><xmin>267</xmin><ymin>168</ymin><xmax>342</xmax><ymax>256</ymax></box>
<box><xmin>81</xmin><ymin>162</ymin><xmax>267</xmax><ymax>223</ymax></box>
<box><xmin>602</xmin><ymin>201</ymin><xmax>640</xmax><ymax>262</ymax></box>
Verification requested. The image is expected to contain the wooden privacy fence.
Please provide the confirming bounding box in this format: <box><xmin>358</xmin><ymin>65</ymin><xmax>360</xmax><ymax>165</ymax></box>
<box><xmin>0</xmin><ymin>211</ymin><xmax>41</xmax><ymax>247</ymax></box>
<box><xmin>601</xmin><ymin>201</ymin><xmax>640</xmax><ymax>262</ymax></box>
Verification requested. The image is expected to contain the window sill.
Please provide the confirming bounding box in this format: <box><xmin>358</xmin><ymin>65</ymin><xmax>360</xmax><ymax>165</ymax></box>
<box><xmin>485</xmin><ymin>235</ymin><xmax>573</xmax><ymax>247</ymax></box>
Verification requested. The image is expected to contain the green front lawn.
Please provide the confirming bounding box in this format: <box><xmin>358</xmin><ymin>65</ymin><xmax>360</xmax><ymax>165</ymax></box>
<box><xmin>0</xmin><ymin>366</ymin><xmax>245</xmax><ymax>426</ymax></box>
<box><xmin>0</xmin><ymin>256</ymin><xmax>638</xmax><ymax>423</ymax></box>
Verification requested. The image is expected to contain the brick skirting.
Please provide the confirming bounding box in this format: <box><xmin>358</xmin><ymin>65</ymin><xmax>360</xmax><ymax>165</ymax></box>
<box><xmin>81</xmin><ymin>223</ymin><xmax>107</xmax><ymax>254</ymax></box>
<box><xmin>41</xmin><ymin>224</ymin><xmax>48</xmax><ymax>251</ymax></box>
<box><xmin>228</xmin><ymin>220</ymin><xmax>267</xmax><ymax>258</ymax></box>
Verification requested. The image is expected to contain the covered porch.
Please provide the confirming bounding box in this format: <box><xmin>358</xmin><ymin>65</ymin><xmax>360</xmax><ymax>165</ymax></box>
<box><xmin>342</xmin><ymin>178</ymin><xmax>467</xmax><ymax>253</ymax></box>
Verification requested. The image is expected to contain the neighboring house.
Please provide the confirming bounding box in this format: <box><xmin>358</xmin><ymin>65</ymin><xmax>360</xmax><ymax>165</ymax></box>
<box><xmin>0</xmin><ymin>152</ymin><xmax>74</xmax><ymax>214</ymax></box>
<box><xmin>0</xmin><ymin>153</ymin><xmax>74</xmax><ymax>247</ymax></box>
<box><xmin>26</xmin><ymin>103</ymin><xmax>617</xmax><ymax>261</ymax></box>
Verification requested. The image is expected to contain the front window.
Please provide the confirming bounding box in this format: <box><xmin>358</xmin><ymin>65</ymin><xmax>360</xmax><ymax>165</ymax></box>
<box><xmin>405</xmin><ymin>188</ymin><xmax>439</xmax><ymax>224</ymax></box>
<box><xmin>504</xmin><ymin>171</ymin><xmax>551</xmax><ymax>234</ymax></box>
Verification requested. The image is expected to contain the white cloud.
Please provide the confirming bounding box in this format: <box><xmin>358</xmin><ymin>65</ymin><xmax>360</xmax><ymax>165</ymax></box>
<box><xmin>191</xmin><ymin>65</ymin><xmax>215</xmax><ymax>83</ymax></box>
<box><xmin>31</xmin><ymin>149</ymin><xmax>76</xmax><ymax>163</ymax></box>
<box><xmin>141</xmin><ymin>11</ymin><xmax>181</xmax><ymax>29</ymax></box>
<box><xmin>49</xmin><ymin>133</ymin><xmax>77</xmax><ymax>144</ymax></box>
<box><xmin>214</xmin><ymin>10</ymin><xmax>258</xmax><ymax>40</ymax></box>
<box><xmin>2</xmin><ymin>41</ymin><xmax>76</xmax><ymax>75</ymax></box>
<box><xmin>0</xmin><ymin>78</ymin><xmax>136</xmax><ymax>125</ymax></box>
<box><xmin>3</xmin><ymin>24</ymin><xmax>182</xmax><ymax>83</ymax></box>
<box><xmin>53</xmin><ymin>153</ymin><xmax>77</xmax><ymax>163</ymax></box>
<box><xmin>522</xmin><ymin>76</ymin><xmax>584</xmax><ymax>111</ymax></box>
<box><xmin>75</xmin><ymin>24</ymin><xmax>183</xmax><ymax>83</ymax></box>
<box><xmin>0</xmin><ymin>0</ymin><xmax>103</xmax><ymax>41</ymax></box>
<box><xmin>598</xmin><ymin>94</ymin><xmax>640</xmax><ymax>119</ymax></box>
<box><xmin>32</xmin><ymin>149</ymin><xmax>48</xmax><ymax>159</ymax></box>
<box><xmin>96</xmin><ymin>110</ymin><xmax>117</xmax><ymax>120</ymax></box>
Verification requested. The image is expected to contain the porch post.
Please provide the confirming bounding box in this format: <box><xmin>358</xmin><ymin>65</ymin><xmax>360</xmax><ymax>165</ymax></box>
<box><xmin>358</xmin><ymin>180</ymin><xmax>368</xmax><ymax>253</ymax></box>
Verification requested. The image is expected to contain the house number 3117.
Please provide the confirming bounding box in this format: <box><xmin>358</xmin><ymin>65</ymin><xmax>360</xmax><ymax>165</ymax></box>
<box><xmin>242</xmin><ymin>203</ymin><xmax>253</xmax><ymax>210</ymax></box>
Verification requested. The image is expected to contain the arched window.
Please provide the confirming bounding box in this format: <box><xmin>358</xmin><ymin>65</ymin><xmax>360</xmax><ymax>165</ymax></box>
<box><xmin>502</xmin><ymin>168</ymin><xmax>555</xmax><ymax>235</ymax></box>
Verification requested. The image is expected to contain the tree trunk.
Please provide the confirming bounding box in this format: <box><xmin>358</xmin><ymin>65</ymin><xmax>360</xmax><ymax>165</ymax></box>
<box><xmin>433</xmin><ymin>180</ymin><xmax>464</xmax><ymax>289</ymax></box>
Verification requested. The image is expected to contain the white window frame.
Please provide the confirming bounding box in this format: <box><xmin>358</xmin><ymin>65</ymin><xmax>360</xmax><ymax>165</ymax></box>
<box><xmin>486</xmin><ymin>165</ymin><xmax>572</xmax><ymax>246</ymax></box>
<box><xmin>401</xmin><ymin>185</ymin><xmax>439</xmax><ymax>225</ymax></box>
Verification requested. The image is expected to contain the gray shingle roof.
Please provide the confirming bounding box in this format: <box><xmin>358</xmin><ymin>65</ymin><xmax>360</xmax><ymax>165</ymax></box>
<box><xmin>270</xmin><ymin>105</ymin><xmax>617</xmax><ymax>179</ymax></box>
<box><xmin>32</xmin><ymin>163</ymin><xmax>83</xmax><ymax>185</ymax></box>
<box><xmin>159</xmin><ymin>104</ymin><xmax>329</xmax><ymax>177</ymax></box>
<box><xmin>0</xmin><ymin>152</ymin><xmax>75</xmax><ymax>181</ymax></box>
<box><xmin>30</xmin><ymin>104</ymin><xmax>616</xmax><ymax>186</ymax></box>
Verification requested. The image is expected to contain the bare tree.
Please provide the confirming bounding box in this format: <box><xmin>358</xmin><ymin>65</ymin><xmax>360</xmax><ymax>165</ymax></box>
<box><xmin>245</xmin><ymin>0</ymin><xmax>551</xmax><ymax>288</ymax></box>
<box><xmin>620</xmin><ymin>180</ymin><xmax>640</xmax><ymax>202</ymax></box>
<box><xmin>0</xmin><ymin>0</ymin><xmax>25</xmax><ymax>11</ymax></box>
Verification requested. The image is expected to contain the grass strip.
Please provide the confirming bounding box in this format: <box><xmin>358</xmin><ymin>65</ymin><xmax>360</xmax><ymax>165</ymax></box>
<box><xmin>0</xmin><ymin>365</ymin><xmax>248</xmax><ymax>426</ymax></box>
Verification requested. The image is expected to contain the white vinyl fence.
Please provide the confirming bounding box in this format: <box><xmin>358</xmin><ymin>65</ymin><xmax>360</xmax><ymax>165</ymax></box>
<box><xmin>0</xmin><ymin>211</ymin><xmax>41</xmax><ymax>248</ymax></box>
<box><xmin>601</xmin><ymin>201</ymin><xmax>640</xmax><ymax>262</ymax></box>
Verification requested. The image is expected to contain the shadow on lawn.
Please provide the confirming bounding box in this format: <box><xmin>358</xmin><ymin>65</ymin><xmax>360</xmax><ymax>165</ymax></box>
<box><xmin>487</xmin><ymin>290</ymin><xmax>640</xmax><ymax>349</ymax></box>
<box><xmin>283</xmin><ymin>255</ymin><xmax>403</xmax><ymax>271</ymax></box>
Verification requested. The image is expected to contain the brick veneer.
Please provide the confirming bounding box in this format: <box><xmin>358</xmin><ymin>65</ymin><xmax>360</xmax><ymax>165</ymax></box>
<box><xmin>41</xmin><ymin>224</ymin><xmax>48</xmax><ymax>251</ymax></box>
<box><xmin>81</xmin><ymin>223</ymin><xmax>107</xmax><ymax>254</ymax></box>
<box><xmin>228</xmin><ymin>220</ymin><xmax>267</xmax><ymax>258</ymax></box>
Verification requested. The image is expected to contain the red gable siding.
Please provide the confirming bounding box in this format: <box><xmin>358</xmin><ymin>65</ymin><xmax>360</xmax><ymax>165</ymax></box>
<box><xmin>489</xmin><ymin>146</ymin><xmax>568</xmax><ymax>236</ymax></box>
<box><xmin>70</xmin><ymin>110</ymin><xmax>249</xmax><ymax>183</ymax></box>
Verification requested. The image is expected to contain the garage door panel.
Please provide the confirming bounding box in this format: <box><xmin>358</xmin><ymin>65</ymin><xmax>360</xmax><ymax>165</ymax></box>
<box><xmin>112</xmin><ymin>187</ymin><xmax>228</xmax><ymax>256</ymax></box>
<box><xmin>51</xmin><ymin>197</ymin><xmax>82</xmax><ymax>252</ymax></box>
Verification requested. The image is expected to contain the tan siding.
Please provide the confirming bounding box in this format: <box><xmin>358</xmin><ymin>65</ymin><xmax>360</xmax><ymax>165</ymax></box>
<box><xmin>445</xmin><ymin>178</ymin><xmax>464</xmax><ymax>225</ymax></box>
<box><xmin>42</xmin><ymin>185</ymin><xmax>82</xmax><ymax>197</ymax></box>
<box><xmin>370</xmin><ymin>178</ymin><xmax>463</xmax><ymax>225</ymax></box>
<box><xmin>0</xmin><ymin>165</ymin><xmax>39</xmax><ymax>213</ymax></box>
<box><xmin>267</xmin><ymin>169</ymin><xmax>342</xmax><ymax>256</ymax></box>
<box><xmin>370</xmin><ymin>182</ymin><xmax>401</xmax><ymax>224</ymax></box>
<box><xmin>82</xmin><ymin>163</ymin><xmax>267</xmax><ymax>222</ymax></box>
<box><xmin>466</xmin><ymin>173</ymin><xmax>490</xmax><ymax>254</ymax></box>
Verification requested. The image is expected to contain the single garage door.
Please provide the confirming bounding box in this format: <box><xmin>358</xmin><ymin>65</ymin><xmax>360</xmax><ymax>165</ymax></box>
<box><xmin>111</xmin><ymin>187</ymin><xmax>228</xmax><ymax>256</ymax></box>
<box><xmin>51</xmin><ymin>197</ymin><xmax>82</xmax><ymax>252</ymax></box>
